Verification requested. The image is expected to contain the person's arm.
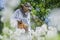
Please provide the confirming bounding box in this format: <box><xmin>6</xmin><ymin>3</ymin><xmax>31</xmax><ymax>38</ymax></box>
<box><xmin>11</xmin><ymin>9</ymin><xmax>22</xmax><ymax>21</ymax></box>
<box><xmin>10</xmin><ymin>9</ymin><xmax>22</xmax><ymax>28</ymax></box>
<box><xmin>11</xmin><ymin>9</ymin><xmax>19</xmax><ymax>20</ymax></box>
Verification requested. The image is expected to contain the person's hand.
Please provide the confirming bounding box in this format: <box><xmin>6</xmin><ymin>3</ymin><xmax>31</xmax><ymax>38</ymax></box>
<box><xmin>17</xmin><ymin>20</ymin><xmax>22</xmax><ymax>24</ymax></box>
<box><xmin>23</xmin><ymin>24</ymin><xmax>28</xmax><ymax>32</ymax></box>
<box><xmin>17</xmin><ymin>20</ymin><xmax>23</xmax><ymax>29</ymax></box>
<box><xmin>17</xmin><ymin>21</ymin><xmax>28</xmax><ymax>32</ymax></box>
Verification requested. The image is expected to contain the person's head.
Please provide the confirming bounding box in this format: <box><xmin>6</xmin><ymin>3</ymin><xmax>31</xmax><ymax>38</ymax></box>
<box><xmin>21</xmin><ymin>2</ymin><xmax>32</xmax><ymax>12</ymax></box>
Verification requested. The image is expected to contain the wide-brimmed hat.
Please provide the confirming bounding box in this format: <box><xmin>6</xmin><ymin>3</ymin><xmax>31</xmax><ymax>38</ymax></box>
<box><xmin>21</xmin><ymin>2</ymin><xmax>32</xmax><ymax>10</ymax></box>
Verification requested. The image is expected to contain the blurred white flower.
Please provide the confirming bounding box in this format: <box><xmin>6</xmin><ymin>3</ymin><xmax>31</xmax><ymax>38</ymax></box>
<box><xmin>0</xmin><ymin>35</ymin><xmax>3</xmax><ymax>39</ymax></box>
<box><xmin>10</xmin><ymin>18</ymin><xmax>17</xmax><ymax>28</ymax></box>
<box><xmin>10</xmin><ymin>28</ymin><xmax>32</xmax><ymax>40</ymax></box>
<box><xmin>2</xmin><ymin>27</ymin><xmax>9</xmax><ymax>34</ymax></box>
<box><xmin>46</xmin><ymin>26</ymin><xmax>57</xmax><ymax>38</ymax></box>
<box><xmin>6</xmin><ymin>0</ymin><xmax>21</xmax><ymax>9</ymax></box>
<box><xmin>48</xmin><ymin>8</ymin><xmax>60</xmax><ymax>31</ymax></box>
<box><xmin>1</xmin><ymin>16</ymin><xmax>5</xmax><ymax>22</ymax></box>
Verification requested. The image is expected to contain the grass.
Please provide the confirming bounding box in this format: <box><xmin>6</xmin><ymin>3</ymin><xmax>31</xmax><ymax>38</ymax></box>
<box><xmin>58</xmin><ymin>33</ymin><xmax>60</xmax><ymax>40</ymax></box>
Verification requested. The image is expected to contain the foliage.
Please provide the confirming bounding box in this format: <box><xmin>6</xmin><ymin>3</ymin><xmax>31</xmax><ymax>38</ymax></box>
<box><xmin>19</xmin><ymin>0</ymin><xmax>49</xmax><ymax>29</ymax></box>
<box><xmin>19</xmin><ymin>0</ymin><xmax>60</xmax><ymax>29</ymax></box>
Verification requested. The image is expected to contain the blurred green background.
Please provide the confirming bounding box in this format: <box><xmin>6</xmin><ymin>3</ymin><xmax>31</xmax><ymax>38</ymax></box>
<box><xmin>0</xmin><ymin>0</ymin><xmax>60</xmax><ymax>40</ymax></box>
